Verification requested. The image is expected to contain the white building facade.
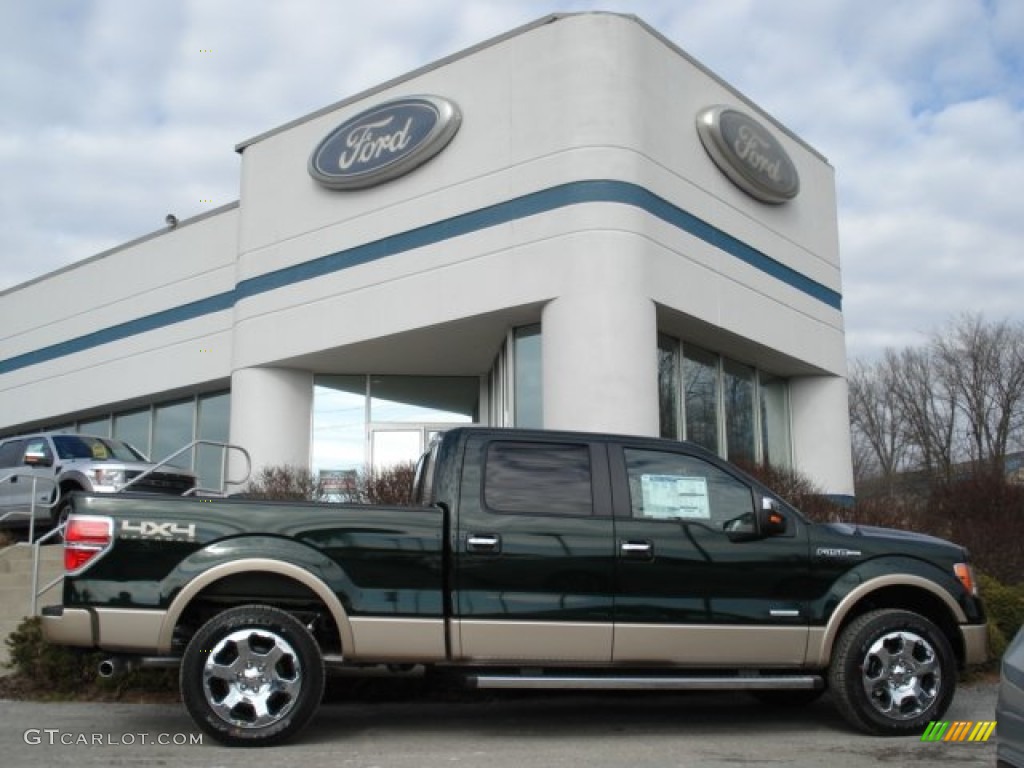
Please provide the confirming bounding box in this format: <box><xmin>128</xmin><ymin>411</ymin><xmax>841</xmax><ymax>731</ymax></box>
<box><xmin>0</xmin><ymin>14</ymin><xmax>854</xmax><ymax>498</ymax></box>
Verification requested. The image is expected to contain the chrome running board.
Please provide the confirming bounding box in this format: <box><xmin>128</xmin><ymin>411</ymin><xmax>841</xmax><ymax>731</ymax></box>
<box><xmin>469</xmin><ymin>674</ymin><xmax>823</xmax><ymax>691</ymax></box>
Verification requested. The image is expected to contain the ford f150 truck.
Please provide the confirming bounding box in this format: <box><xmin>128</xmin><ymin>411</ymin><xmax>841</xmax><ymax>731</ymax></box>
<box><xmin>40</xmin><ymin>427</ymin><xmax>987</xmax><ymax>746</ymax></box>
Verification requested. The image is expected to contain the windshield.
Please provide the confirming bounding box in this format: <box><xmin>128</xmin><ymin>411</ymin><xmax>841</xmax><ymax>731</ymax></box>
<box><xmin>52</xmin><ymin>435</ymin><xmax>147</xmax><ymax>462</ymax></box>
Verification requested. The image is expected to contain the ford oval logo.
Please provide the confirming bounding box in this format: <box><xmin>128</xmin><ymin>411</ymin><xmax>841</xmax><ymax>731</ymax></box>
<box><xmin>696</xmin><ymin>106</ymin><xmax>799</xmax><ymax>204</ymax></box>
<box><xmin>309</xmin><ymin>95</ymin><xmax>461</xmax><ymax>190</ymax></box>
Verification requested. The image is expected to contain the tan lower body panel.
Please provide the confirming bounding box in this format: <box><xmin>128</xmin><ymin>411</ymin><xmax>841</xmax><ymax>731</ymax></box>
<box><xmin>348</xmin><ymin>617</ymin><xmax>447</xmax><ymax>662</ymax></box>
<box><xmin>41</xmin><ymin>608</ymin><xmax>95</xmax><ymax>647</ymax></box>
<box><xmin>960</xmin><ymin>623</ymin><xmax>988</xmax><ymax>666</ymax></box>
<box><xmin>96</xmin><ymin>608</ymin><xmax>165</xmax><ymax>652</ymax></box>
<box><xmin>614</xmin><ymin>624</ymin><xmax>809</xmax><ymax>666</ymax></box>
<box><xmin>456</xmin><ymin>620</ymin><xmax>613</xmax><ymax>663</ymax></box>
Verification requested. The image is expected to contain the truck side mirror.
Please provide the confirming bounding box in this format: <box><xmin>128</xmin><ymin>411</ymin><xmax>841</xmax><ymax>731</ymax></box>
<box><xmin>758</xmin><ymin>497</ymin><xmax>787</xmax><ymax>536</ymax></box>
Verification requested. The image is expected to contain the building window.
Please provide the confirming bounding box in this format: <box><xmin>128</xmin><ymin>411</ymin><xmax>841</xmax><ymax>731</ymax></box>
<box><xmin>153</xmin><ymin>399</ymin><xmax>195</xmax><ymax>470</ymax></box>
<box><xmin>723</xmin><ymin>359</ymin><xmax>755</xmax><ymax>465</ymax></box>
<box><xmin>759</xmin><ymin>374</ymin><xmax>791</xmax><ymax>469</ymax></box>
<box><xmin>684</xmin><ymin>345</ymin><xmax>720</xmax><ymax>453</ymax></box>
<box><xmin>197</xmin><ymin>392</ymin><xmax>231</xmax><ymax>490</ymax></box>
<box><xmin>76</xmin><ymin>416</ymin><xmax>111</xmax><ymax>438</ymax></box>
<box><xmin>658</xmin><ymin>334</ymin><xmax>791</xmax><ymax>468</ymax></box>
<box><xmin>312</xmin><ymin>375</ymin><xmax>368</xmax><ymax>476</ymax></box>
<box><xmin>513</xmin><ymin>324</ymin><xmax>542</xmax><ymax>428</ymax></box>
<box><xmin>313</xmin><ymin>375</ymin><xmax>479</xmax><ymax>476</ymax></box>
<box><xmin>658</xmin><ymin>335</ymin><xmax>679</xmax><ymax>440</ymax></box>
<box><xmin>369</xmin><ymin>376</ymin><xmax>478</xmax><ymax>423</ymax></box>
<box><xmin>113</xmin><ymin>409</ymin><xmax>151</xmax><ymax>456</ymax></box>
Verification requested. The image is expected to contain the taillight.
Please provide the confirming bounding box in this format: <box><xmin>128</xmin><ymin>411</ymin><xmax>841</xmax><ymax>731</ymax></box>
<box><xmin>64</xmin><ymin>515</ymin><xmax>114</xmax><ymax>573</ymax></box>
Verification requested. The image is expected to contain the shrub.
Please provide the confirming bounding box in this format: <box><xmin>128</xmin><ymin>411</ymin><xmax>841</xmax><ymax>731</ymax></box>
<box><xmin>241</xmin><ymin>462</ymin><xmax>417</xmax><ymax>505</ymax></box>
<box><xmin>978</xmin><ymin>572</ymin><xmax>1024</xmax><ymax>646</ymax></box>
<box><xmin>3</xmin><ymin>616</ymin><xmax>176</xmax><ymax>699</ymax></box>
<box><xmin>932</xmin><ymin>473</ymin><xmax>1024</xmax><ymax>585</ymax></box>
<box><xmin>4</xmin><ymin>616</ymin><xmax>102</xmax><ymax>693</ymax></box>
<box><xmin>241</xmin><ymin>464</ymin><xmax>324</xmax><ymax>501</ymax></box>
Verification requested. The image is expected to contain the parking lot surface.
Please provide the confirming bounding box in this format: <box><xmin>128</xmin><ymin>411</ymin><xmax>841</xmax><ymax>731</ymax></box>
<box><xmin>0</xmin><ymin>681</ymin><xmax>998</xmax><ymax>767</ymax></box>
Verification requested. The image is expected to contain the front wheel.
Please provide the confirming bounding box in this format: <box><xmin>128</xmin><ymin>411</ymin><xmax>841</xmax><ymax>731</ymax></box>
<box><xmin>828</xmin><ymin>608</ymin><xmax>955</xmax><ymax>736</ymax></box>
<box><xmin>180</xmin><ymin>604</ymin><xmax>325</xmax><ymax>747</ymax></box>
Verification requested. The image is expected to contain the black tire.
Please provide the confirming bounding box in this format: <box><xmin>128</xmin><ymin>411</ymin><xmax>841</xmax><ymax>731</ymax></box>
<box><xmin>828</xmin><ymin>608</ymin><xmax>955</xmax><ymax>736</ymax></box>
<box><xmin>50</xmin><ymin>491</ymin><xmax>74</xmax><ymax>541</ymax></box>
<box><xmin>180</xmin><ymin>604</ymin><xmax>325</xmax><ymax>747</ymax></box>
<box><xmin>52</xmin><ymin>496</ymin><xmax>71</xmax><ymax>527</ymax></box>
<box><xmin>749</xmin><ymin>687</ymin><xmax>826</xmax><ymax>707</ymax></box>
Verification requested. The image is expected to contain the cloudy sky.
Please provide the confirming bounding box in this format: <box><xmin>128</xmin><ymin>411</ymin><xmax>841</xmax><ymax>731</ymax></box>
<box><xmin>1</xmin><ymin>0</ymin><xmax>1021</xmax><ymax>360</ymax></box>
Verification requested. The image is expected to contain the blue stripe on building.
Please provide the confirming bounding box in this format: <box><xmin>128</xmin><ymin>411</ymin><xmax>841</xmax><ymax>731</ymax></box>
<box><xmin>1</xmin><ymin>180</ymin><xmax>842</xmax><ymax>376</ymax></box>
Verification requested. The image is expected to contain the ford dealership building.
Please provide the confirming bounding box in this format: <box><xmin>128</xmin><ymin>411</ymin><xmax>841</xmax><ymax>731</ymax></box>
<box><xmin>0</xmin><ymin>13</ymin><xmax>854</xmax><ymax>498</ymax></box>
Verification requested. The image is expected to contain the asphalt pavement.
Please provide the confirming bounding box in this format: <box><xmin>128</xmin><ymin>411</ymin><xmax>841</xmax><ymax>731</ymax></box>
<box><xmin>0</xmin><ymin>680</ymin><xmax>1000</xmax><ymax>767</ymax></box>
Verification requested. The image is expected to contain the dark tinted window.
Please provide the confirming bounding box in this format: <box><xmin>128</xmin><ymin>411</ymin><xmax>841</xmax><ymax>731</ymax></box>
<box><xmin>624</xmin><ymin>448</ymin><xmax>753</xmax><ymax>531</ymax></box>
<box><xmin>484</xmin><ymin>442</ymin><xmax>592</xmax><ymax>517</ymax></box>
<box><xmin>0</xmin><ymin>439</ymin><xmax>26</xmax><ymax>468</ymax></box>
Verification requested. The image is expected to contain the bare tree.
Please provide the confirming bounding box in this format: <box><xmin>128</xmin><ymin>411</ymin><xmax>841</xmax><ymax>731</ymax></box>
<box><xmin>888</xmin><ymin>346</ymin><xmax>959</xmax><ymax>481</ymax></box>
<box><xmin>848</xmin><ymin>356</ymin><xmax>909</xmax><ymax>489</ymax></box>
<box><xmin>932</xmin><ymin>314</ymin><xmax>1024</xmax><ymax>474</ymax></box>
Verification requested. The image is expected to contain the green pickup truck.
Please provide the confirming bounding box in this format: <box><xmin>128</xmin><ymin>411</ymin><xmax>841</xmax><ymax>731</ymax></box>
<box><xmin>41</xmin><ymin>427</ymin><xmax>987</xmax><ymax>746</ymax></box>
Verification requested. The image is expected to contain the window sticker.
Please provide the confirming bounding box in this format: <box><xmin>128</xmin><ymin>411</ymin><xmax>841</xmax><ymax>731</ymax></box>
<box><xmin>640</xmin><ymin>474</ymin><xmax>710</xmax><ymax>520</ymax></box>
<box><xmin>90</xmin><ymin>442</ymin><xmax>109</xmax><ymax>460</ymax></box>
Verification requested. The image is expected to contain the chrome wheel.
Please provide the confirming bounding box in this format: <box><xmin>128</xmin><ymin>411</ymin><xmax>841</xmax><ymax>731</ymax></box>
<box><xmin>830</xmin><ymin>609</ymin><xmax>955</xmax><ymax>735</ymax></box>
<box><xmin>860</xmin><ymin>629</ymin><xmax>940</xmax><ymax>720</ymax></box>
<box><xmin>202</xmin><ymin>627</ymin><xmax>303</xmax><ymax>729</ymax></box>
<box><xmin>182</xmin><ymin>605</ymin><xmax>324</xmax><ymax>746</ymax></box>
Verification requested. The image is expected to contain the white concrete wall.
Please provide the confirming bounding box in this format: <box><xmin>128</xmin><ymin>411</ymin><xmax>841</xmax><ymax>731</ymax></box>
<box><xmin>790</xmin><ymin>376</ymin><xmax>855</xmax><ymax>497</ymax></box>
<box><xmin>229</xmin><ymin>367</ymin><xmax>313</xmax><ymax>480</ymax></box>
<box><xmin>0</xmin><ymin>207</ymin><xmax>238</xmax><ymax>429</ymax></box>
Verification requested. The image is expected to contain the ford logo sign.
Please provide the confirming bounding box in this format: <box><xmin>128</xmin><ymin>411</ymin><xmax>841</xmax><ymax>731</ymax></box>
<box><xmin>696</xmin><ymin>106</ymin><xmax>799</xmax><ymax>204</ymax></box>
<box><xmin>309</xmin><ymin>95</ymin><xmax>461</xmax><ymax>190</ymax></box>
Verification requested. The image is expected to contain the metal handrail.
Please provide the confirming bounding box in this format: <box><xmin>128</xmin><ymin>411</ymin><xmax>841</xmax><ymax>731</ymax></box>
<box><xmin>116</xmin><ymin>440</ymin><xmax>252</xmax><ymax>495</ymax></box>
<box><xmin>30</xmin><ymin>524</ymin><xmax>65</xmax><ymax>616</ymax></box>
<box><xmin>0</xmin><ymin>473</ymin><xmax>59</xmax><ymax>546</ymax></box>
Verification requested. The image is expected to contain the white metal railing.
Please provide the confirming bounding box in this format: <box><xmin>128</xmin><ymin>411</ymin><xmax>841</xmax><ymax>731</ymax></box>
<box><xmin>29</xmin><ymin>524</ymin><xmax>64</xmax><ymax>616</ymax></box>
<box><xmin>12</xmin><ymin>440</ymin><xmax>252</xmax><ymax>617</ymax></box>
<box><xmin>116</xmin><ymin>440</ymin><xmax>251</xmax><ymax>497</ymax></box>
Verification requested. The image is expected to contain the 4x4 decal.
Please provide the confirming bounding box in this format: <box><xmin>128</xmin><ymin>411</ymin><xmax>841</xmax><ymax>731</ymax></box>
<box><xmin>119</xmin><ymin>519</ymin><xmax>196</xmax><ymax>542</ymax></box>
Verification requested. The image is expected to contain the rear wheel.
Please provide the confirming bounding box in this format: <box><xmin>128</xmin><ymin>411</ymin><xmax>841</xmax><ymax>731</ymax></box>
<box><xmin>180</xmin><ymin>604</ymin><xmax>325</xmax><ymax>747</ymax></box>
<box><xmin>829</xmin><ymin>608</ymin><xmax>955</xmax><ymax>735</ymax></box>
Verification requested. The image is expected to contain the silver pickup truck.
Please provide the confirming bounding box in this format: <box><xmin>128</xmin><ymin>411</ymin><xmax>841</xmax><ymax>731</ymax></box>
<box><xmin>0</xmin><ymin>432</ymin><xmax>196</xmax><ymax>530</ymax></box>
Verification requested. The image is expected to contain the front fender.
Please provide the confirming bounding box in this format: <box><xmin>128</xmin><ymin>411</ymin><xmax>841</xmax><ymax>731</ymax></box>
<box><xmin>807</xmin><ymin>556</ymin><xmax>969</xmax><ymax>667</ymax></box>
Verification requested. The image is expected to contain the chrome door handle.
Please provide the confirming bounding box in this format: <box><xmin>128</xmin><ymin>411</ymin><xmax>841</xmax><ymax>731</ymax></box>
<box><xmin>620</xmin><ymin>540</ymin><xmax>654</xmax><ymax>559</ymax></box>
<box><xmin>466</xmin><ymin>534</ymin><xmax>501</xmax><ymax>554</ymax></box>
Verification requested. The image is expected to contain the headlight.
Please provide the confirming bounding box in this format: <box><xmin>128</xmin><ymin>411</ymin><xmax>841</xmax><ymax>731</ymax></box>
<box><xmin>89</xmin><ymin>469</ymin><xmax>125</xmax><ymax>488</ymax></box>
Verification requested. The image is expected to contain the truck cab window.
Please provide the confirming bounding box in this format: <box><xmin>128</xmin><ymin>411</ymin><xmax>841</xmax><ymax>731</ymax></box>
<box><xmin>624</xmin><ymin>448</ymin><xmax>754</xmax><ymax>530</ymax></box>
<box><xmin>484</xmin><ymin>441</ymin><xmax>593</xmax><ymax>516</ymax></box>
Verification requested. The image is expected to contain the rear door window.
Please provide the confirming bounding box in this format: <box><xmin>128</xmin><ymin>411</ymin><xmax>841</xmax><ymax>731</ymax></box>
<box><xmin>484</xmin><ymin>441</ymin><xmax>593</xmax><ymax>517</ymax></box>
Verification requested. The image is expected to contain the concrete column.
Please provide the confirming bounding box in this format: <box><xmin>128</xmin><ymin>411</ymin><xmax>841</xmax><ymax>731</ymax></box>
<box><xmin>541</xmin><ymin>289</ymin><xmax>659</xmax><ymax>437</ymax></box>
<box><xmin>789</xmin><ymin>375</ymin><xmax>855</xmax><ymax>499</ymax></box>
<box><xmin>228</xmin><ymin>367</ymin><xmax>313</xmax><ymax>488</ymax></box>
